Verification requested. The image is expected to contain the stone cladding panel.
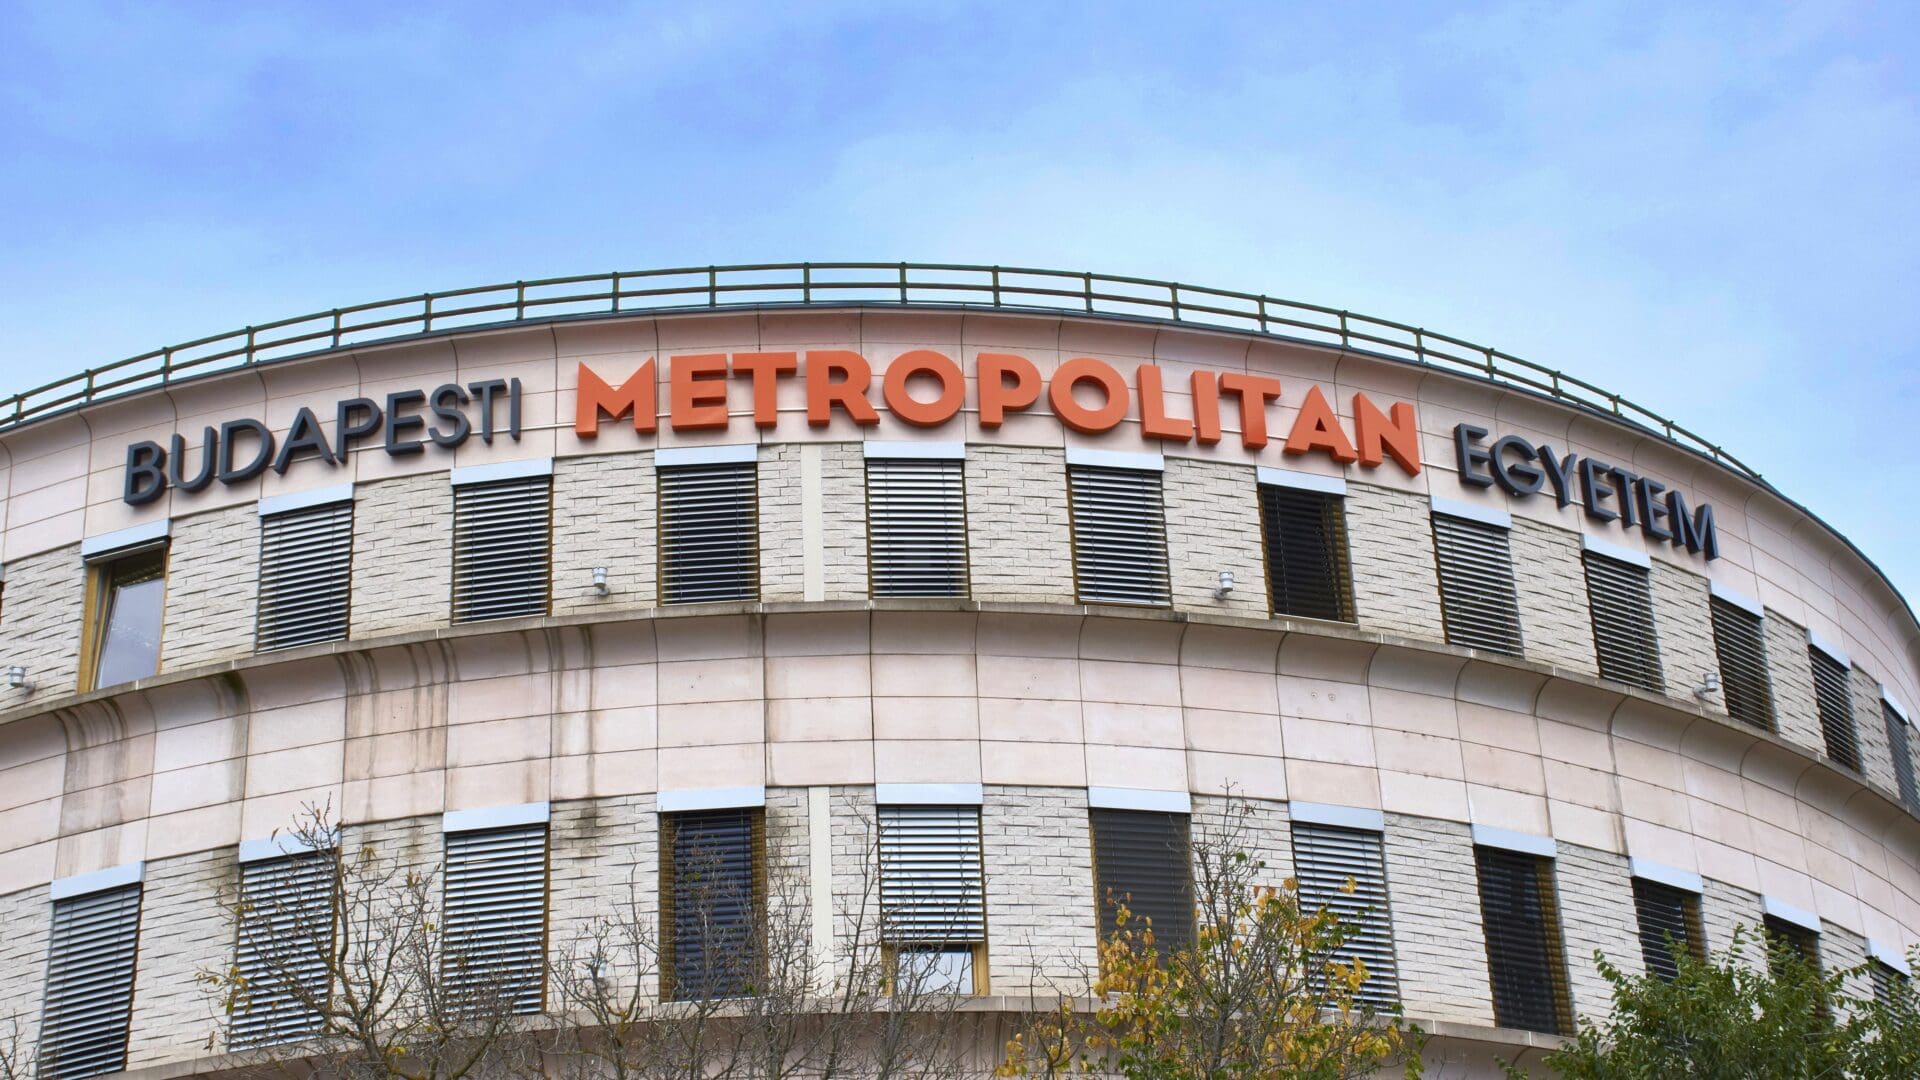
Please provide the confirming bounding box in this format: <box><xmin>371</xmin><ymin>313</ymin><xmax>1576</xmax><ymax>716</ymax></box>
<box><xmin>1764</xmin><ymin>610</ymin><xmax>1825</xmax><ymax>757</ymax></box>
<box><xmin>1555</xmin><ymin>843</ymin><xmax>1642</xmax><ymax>1022</ymax></box>
<box><xmin>1510</xmin><ymin>520</ymin><xmax>1596</xmax><ymax>676</ymax></box>
<box><xmin>983</xmin><ymin>785</ymin><xmax>1097</xmax><ymax>992</ymax></box>
<box><xmin>1649</xmin><ymin>562</ymin><xmax>1722</xmax><ymax>713</ymax></box>
<box><xmin>126</xmin><ymin>847</ymin><xmax>231</xmax><ymax>1068</ymax></box>
<box><xmin>1383</xmin><ymin>814</ymin><xmax>1494</xmax><ymax>1026</ymax></box>
<box><xmin>820</xmin><ymin>443</ymin><xmax>869</xmax><ymax>601</ymax></box>
<box><xmin>1851</xmin><ymin>664</ymin><xmax>1901</xmax><ymax>795</ymax></box>
<box><xmin>758</xmin><ymin>445</ymin><xmax>805</xmax><ymax>602</ymax></box>
<box><xmin>0</xmin><ymin>544</ymin><xmax>85</xmax><ymax>693</ymax></box>
<box><xmin>1163</xmin><ymin>459</ymin><xmax>1268</xmax><ymax>619</ymax></box>
<box><xmin>965</xmin><ymin>448</ymin><xmax>1074</xmax><ymax>605</ymax></box>
<box><xmin>551</xmin><ymin>453</ymin><xmax>655</xmax><ymax>613</ymax></box>
<box><xmin>550</xmin><ymin>794</ymin><xmax>659</xmax><ymax>999</ymax></box>
<box><xmin>1344</xmin><ymin>484</ymin><xmax>1443</xmax><ymax>641</ymax></box>
<box><xmin>349</xmin><ymin>474</ymin><xmax>451</xmax><ymax>638</ymax></box>
<box><xmin>159</xmin><ymin>506</ymin><xmax>257</xmax><ymax>671</ymax></box>
<box><xmin>0</xmin><ymin>883</ymin><xmax>49</xmax><ymax>1051</ymax></box>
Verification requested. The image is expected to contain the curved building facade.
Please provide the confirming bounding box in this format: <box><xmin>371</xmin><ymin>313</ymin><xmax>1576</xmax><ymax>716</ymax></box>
<box><xmin>0</xmin><ymin>266</ymin><xmax>1916</xmax><ymax>1077</ymax></box>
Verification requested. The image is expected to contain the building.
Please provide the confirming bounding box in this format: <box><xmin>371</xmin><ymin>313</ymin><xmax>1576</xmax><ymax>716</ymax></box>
<box><xmin>0</xmin><ymin>264</ymin><xmax>1915</xmax><ymax>1078</ymax></box>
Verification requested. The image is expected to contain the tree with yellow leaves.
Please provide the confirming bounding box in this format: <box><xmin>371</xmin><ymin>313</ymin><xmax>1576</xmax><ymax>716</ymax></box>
<box><xmin>999</xmin><ymin>801</ymin><xmax>1422</xmax><ymax>1080</ymax></box>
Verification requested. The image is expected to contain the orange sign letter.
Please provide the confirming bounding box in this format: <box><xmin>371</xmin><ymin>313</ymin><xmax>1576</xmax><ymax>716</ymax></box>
<box><xmin>1135</xmin><ymin>365</ymin><xmax>1193</xmax><ymax>442</ymax></box>
<box><xmin>804</xmin><ymin>350</ymin><xmax>881</xmax><ymax>427</ymax></box>
<box><xmin>977</xmin><ymin>352</ymin><xmax>1041</xmax><ymax>427</ymax></box>
<box><xmin>1218</xmin><ymin>373</ymin><xmax>1282</xmax><ymax>450</ymax></box>
<box><xmin>732</xmin><ymin>352</ymin><xmax>798</xmax><ymax>429</ymax></box>
<box><xmin>574</xmin><ymin>359</ymin><xmax>658</xmax><ymax>436</ymax></box>
<box><xmin>883</xmin><ymin>350</ymin><xmax>967</xmax><ymax>427</ymax></box>
<box><xmin>1049</xmin><ymin>357</ymin><xmax>1130</xmax><ymax>434</ymax></box>
<box><xmin>1283</xmin><ymin>385</ymin><xmax>1358</xmax><ymax>463</ymax></box>
<box><xmin>1353</xmin><ymin>393</ymin><xmax>1422</xmax><ymax>475</ymax></box>
<box><xmin>669</xmin><ymin>353</ymin><xmax>731</xmax><ymax>431</ymax></box>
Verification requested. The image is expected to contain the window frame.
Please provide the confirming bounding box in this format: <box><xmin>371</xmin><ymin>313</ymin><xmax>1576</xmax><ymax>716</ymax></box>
<box><xmin>659</xmin><ymin>806</ymin><xmax>766</xmax><ymax>1001</ymax></box>
<box><xmin>1807</xmin><ymin>642</ymin><xmax>1861</xmax><ymax>772</ymax></box>
<box><xmin>1290</xmin><ymin>816</ymin><xmax>1400</xmax><ymax>1010</ymax></box>
<box><xmin>1708</xmin><ymin>592</ymin><xmax>1775</xmax><ymax>731</ymax></box>
<box><xmin>1256</xmin><ymin>476</ymin><xmax>1356</xmax><ymax>623</ymax></box>
<box><xmin>1629</xmin><ymin>876</ymin><xmax>1706</xmax><ymax>981</ymax></box>
<box><xmin>1430</xmin><ymin>506</ymin><xmax>1525</xmax><ymax>657</ymax></box>
<box><xmin>863</xmin><ymin>445</ymin><xmax>971</xmax><ymax>599</ymax></box>
<box><xmin>1473</xmin><ymin>842</ymin><xmax>1573</xmax><ymax>1036</ymax></box>
<box><xmin>1089</xmin><ymin>807</ymin><xmax>1195</xmax><ymax>964</ymax></box>
<box><xmin>876</xmin><ymin>802</ymin><xmax>990</xmax><ymax>995</ymax></box>
<box><xmin>1581</xmin><ymin>547</ymin><xmax>1664</xmax><ymax>692</ymax></box>
<box><xmin>449</xmin><ymin>467</ymin><xmax>554</xmax><ymax>624</ymax></box>
<box><xmin>79</xmin><ymin>542</ymin><xmax>169</xmax><ymax>692</ymax></box>
<box><xmin>255</xmin><ymin>492</ymin><xmax>355</xmax><ymax>652</ymax></box>
<box><xmin>441</xmin><ymin>818</ymin><xmax>551</xmax><ymax>1015</ymax></box>
<box><xmin>1065</xmin><ymin>454</ymin><xmax>1172</xmax><ymax>609</ymax></box>
<box><xmin>655</xmin><ymin>448</ymin><xmax>762</xmax><ymax>606</ymax></box>
<box><xmin>40</xmin><ymin>877</ymin><xmax>144</xmax><ymax>1080</ymax></box>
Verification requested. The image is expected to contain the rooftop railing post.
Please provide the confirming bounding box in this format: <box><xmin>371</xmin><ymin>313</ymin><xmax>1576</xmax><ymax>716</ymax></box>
<box><xmin>802</xmin><ymin>264</ymin><xmax>811</xmax><ymax>304</ymax></box>
<box><xmin>1339</xmin><ymin>311</ymin><xmax>1350</xmax><ymax>349</ymax></box>
<box><xmin>611</xmin><ymin>272</ymin><xmax>622</xmax><ymax>314</ymax></box>
<box><xmin>246</xmin><ymin>326</ymin><xmax>257</xmax><ymax>364</ymax></box>
<box><xmin>1083</xmin><ymin>272</ymin><xmax>1094</xmax><ymax>313</ymax></box>
<box><xmin>992</xmin><ymin>266</ymin><xmax>1002</xmax><ymax>307</ymax></box>
<box><xmin>422</xmin><ymin>295</ymin><xmax>433</xmax><ymax>334</ymax></box>
<box><xmin>708</xmin><ymin>267</ymin><xmax>718</xmax><ymax>307</ymax></box>
<box><xmin>516</xmin><ymin>282</ymin><xmax>526</xmax><ymax>320</ymax></box>
<box><xmin>1170</xmin><ymin>285</ymin><xmax>1181</xmax><ymax>321</ymax></box>
<box><xmin>1258</xmin><ymin>297</ymin><xmax>1269</xmax><ymax>334</ymax></box>
<box><xmin>331</xmin><ymin>310</ymin><xmax>342</xmax><ymax>349</ymax></box>
<box><xmin>162</xmin><ymin>347</ymin><xmax>173</xmax><ymax>381</ymax></box>
<box><xmin>898</xmin><ymin>263</ymin><xmax>908</xmax><ymax>304</ymax></box>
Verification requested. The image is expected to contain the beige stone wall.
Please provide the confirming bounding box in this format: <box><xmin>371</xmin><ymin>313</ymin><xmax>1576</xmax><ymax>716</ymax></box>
<box><xmin>551</xmin><ymin>452</ymin><xmax>655</xmax><ymax>613</ymax></box>
<box><xmin>349</xmin><ymin>473</ymin><xmax>451</xmax><ymax>638</ymax></box>
<box><xmin>1556</xmin><ymin>843</ymin><xmax>1642</xmax><ymax>1021</ymax></box>
<box><xmin>965</xmin><ymin>446</ymin><xmax>1073</xmax><ymax>605</ymax></box>
<box><xmin>1510</xmin><ymin>519</ymin><xmax>1596</xmax><ymax>677</ymax></box>
<box><xmin>758</xmin><ymin>445</ymin><xmax>805</xmax><ymax>603</ymax></box>
<box><xmin>160</xmin><ymin>505</ymin><xmax>257</xmax><ymax>670</ymax></box>
<box><xmin>1852</xmin><ymin>664</ymin><xmax>1900</xmax><ymax>794</ymax></box>
<box><xmin>819</xmin><ymin>443</ymin><xmax>869</xmax><ymax>602</ymax></box>
<box><xmin>1764</xmin><ymin>610</ymin><xmax>1825</xmax><ymax>757</ymax></box>
<box><xmin>1345</xmin><ymin>484</ymin><xmax>1443</xmax><ymax>640</ymax></box>
<box><xmin>1</xmin><ymin>543</ymin><xmax>85</xmax><ymax>696</ymax></box>
<box><xmin>1163</xmin><ymin>458</ymin><xmax>1267</xmax><ymax>619</ymax></box>
<box><xmin>983</xmin><ymin>785</ymin><xmax>1097</xmax><ymax>991</ymax></box>
<box><xmin>126</xmin><ymin>848</ymin><xmax>230</xmax><ymax>1068</ymax></box>
<box><xmin>1650</xmin><ymin>562</ymin><xmax>1720</xmax><ymax>710</ymax></box>
<box><xmin>1384</xmin><ymin>815</ymin><xmax>1492</xmax><ymax>1026</ymax></box>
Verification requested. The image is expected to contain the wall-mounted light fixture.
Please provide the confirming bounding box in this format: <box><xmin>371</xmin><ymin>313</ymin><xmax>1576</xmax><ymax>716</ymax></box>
<box><xmin>1215</xmin><ymin>570</ymin><xmax>1235</xmax><ymax>598</ymax></box>
<box><xmin>1696</xmin><ymin>671</ymin><xmax>1722</xmax><ymax>699</ymax></box>
<box><xmin>592</xmin><ymin>567</ymin><xmax>610</xmax><ymax>596</ymax></box>
<box><xmin>5</xmin><ymin>666</ymin><xmax>31</xmax><ymax>692</ymax></box>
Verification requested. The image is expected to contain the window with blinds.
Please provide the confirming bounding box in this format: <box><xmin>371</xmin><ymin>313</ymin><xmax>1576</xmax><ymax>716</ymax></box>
<box><xmin>1763</xmin><ymin>915</ymin><xmax>1821</xmax><ymax>976</ymax></box>
<box><xmin>1871</xmin><ymin>960</ymin><xmax>1910</xmax><ymax>1007</ymax></box>
<box><xmin>1583</xmin><ymin>552</ymin><xmax>1663</xmax><ymax>692</ymax></box>
<box><xmin>659</xmin><ymin>462</ymin><xmax>759</xmax><ymax>604</ymax></box>
<box><xmin>661</xmin><ymin>809</ymin><xmax>763</xmax><ymax>1000</ymax></box>
<box><xmin>39</xmin><ymin>884</ymin><xmax>142</xmax><ymax>1080</ymax></box>
<box><xmin>1885</xmin><ymin>701</ymin><xmax>1920</xmax><ymax>812</ymax></box>
<box><xmin>879</xmin><ymin>805</ymin><xmax>988</xmax><ymax>993</ymax></box>
<box><xmin>1630</xmin><ymin>878</ymin><xmax>1704</xmax><ymax>982</ymax></box>
<box><xmin>866</xmin><ymin>456</ymin><xmax>968</xmax><ymax>597</ymax></box>
<box><xmin>443</xmin><ymin>823</ymin><xmax>548</xmax><ymax>1013</ymax></box>
<box><xmin>1090</xmin><ymin>809</ymin><xmax>1193</xmax><ymax>958</ymax></box>
<box><xmin>1292</xmin><ymin>822</ymin><xmax>1399</xmax><ymax>1009</ymax></box>
<box><xmin>1710</xmin><ymin>597</ymin><xmax>1774</xmax><ymax>730</ymax></box>
<box><xmin>451</xmin><ymin>476</ymin><xmax>552</xmax><ymax>623</ymax></box>
<box><xmin>1258</xmin><ymin>486</ymin><xmax>1354</xmax><ymax>622</ymax></box>
<box><xmin>232</xmin><ymin>854</ymin><xmax>334</xmax><ymax>1046</ymax></box>
<box><xmin>1432</xmin><ymin>513</ymin><xmax>1524</xmax><ymax>656</ymax></box>
<box><xmin>1474</xmin><ymin>846</ymin><xmax>1572</xmax><ymax>1035</ymax></box>
<box><xmin>256</xmin><ymin>501</ymin><xmax>353</xmax><ymax>651</ymax></box>
<box><xmin>1067</xmin><ymin>465</ymin><xmax>1171</xmax><ymax>607</ymax></box>
<box><xmin>1808</xmin><ymin>647</ymin><xmax>1861</xmax><ymax>772</ymax></box>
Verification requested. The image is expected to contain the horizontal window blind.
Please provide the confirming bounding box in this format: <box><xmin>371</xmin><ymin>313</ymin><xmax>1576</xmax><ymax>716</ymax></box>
<box><xmin>1258</xmin><ymin>485</ymin><xmax>1355</xmax><ymax>621</ymax></box>
<box><xmin>878</xmin><ymin>805</ymin><xmax>987</xmax><ymax>946</ymax></box>
<box><xmin>1068</xmin><ymin>465</ymin><xmax>1171</xmax><ymax>607</ymax></box>
<box><xmin>1871</xmin><ymin>960</ymin><xmax>1909</xmax><ymax>1007</ymax></box>
<box><xmin>232</xmin><ymin>854</ymin><xmax>334</xmax><ymax>1046</ymax></box>
<box><xmin>256</xmin><ymin>501</ymin><xmax>353</xmax><ymax>651</ymax></box>
<box><xmin>451</xmin><ymin>476</ymin><xmax>552</xmax><ymax>623</ymax></box>
<box><xmin>1885</xmin><ymin>702</ymin><xmax>1920</xmax><ymax>813</ymax></box>
<box><xmin>659</xmin><ymin>462</ymin><xmax>759</xmax><ymax>604</ymax></box>
<box><xmin>662</xmin><ymin>809</ymin><xmax>761</xmax><ymax>1000</ymax></box>
<box><xmin>1808</xmin><ymin>648</ymin><xmax>1861</xmax><ymax>772</ymax></box>
<box><xmin>1763</xmin><ymin>914</ymin><xmax>1821</xmax><ymax>975</ymax></box>
<box><xmin>1474</xmin><ymin>846</ymin><xmax>1572</xmax><ymax>1036</ymax></box>
<box><xmin>1292</xmin><ymin>821</ymin><xmax>1399</xmax><ymax>1009</ymax></box>
<box><xmin>1090</xmin><ymin>809</ymin><xmax>1193</xmax><ymax>957</ymax></box>
<box><xmin>1583</xmin><ymin>552</ymin><xmax>1663</xmax><ymax>692</ymax></box>
<box><xmin>1432</xmin><ymin>513</ymin><xmax>1524</xmax><ymax>656</ymax></box>
<box><xmin>1630</xmin><ymin>878</ymin><xmax>1704</xmax><ymax>982</ymax></box>
<box><xmin>443</xmin><ymin>824</ymin><xmax>548</xmax><ymax>1014</ymax></box>
<box><xmin>1710</xmin><ymin>597</ymin><xmax>1774</xmax><ymax>730</ymax></box>
<box><xmin>40</xmin><ymin>884</ymin><xmax>142</xmax><ymax>1080</ymax></box>
<box><xmin>866</xmin><ymin>457</ymin><xmax>968</xmax><ymax>597</ymax></box>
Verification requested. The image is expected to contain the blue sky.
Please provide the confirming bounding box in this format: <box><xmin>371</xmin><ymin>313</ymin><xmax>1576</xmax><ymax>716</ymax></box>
<box><xmin>2</xmin><ymin>1</ymin><xmax>1916</xmax><ymax>602</ymax></box>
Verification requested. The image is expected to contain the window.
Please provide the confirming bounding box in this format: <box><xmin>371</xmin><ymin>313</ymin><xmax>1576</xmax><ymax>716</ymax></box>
<box><xmin>452</xmin><ymin>473</ymin><xmax>552</xmax><ymax>623</ymax></box>
<box><xmin>1090</xmin><ymin>808</ymin><xmax>1193</xmax><ymax>959</ymax></box>
<box><xmin>82</xmin><ymin>546</ymin><xmax>168</xmax><ymax>690</ymax></box>
<box><xmin>256</xmin><ymin>497</ymin><xmax>354</xmax><ymax>651</ymax></box>
<box><xmin>1882</xmin><ymin>698</ymin><xmax>1919</xmax><ymax>813</ymax></box>
<box><xmin>661</xmin><ymin>808</ymin><xmax>763</xmax><ymax>1000</ymax></box>
<box><xmin>232</xmin><ymin>852</ymin><xmax>334</xmax><ymax>1046</ymax></box>
<box><xmin>1763</xmin><ymin>914</ymin><xmax>1821</xmax><ymax>976</ymax></box>
<box><xmin>865</xmin><ymin>450</ymin><xmax>968</xmax><ymax>597</ymax></box>
<box><xmin>1474</xmin><ymin>845</ymin><xmax>1572</xmax><ymax>1035</ymax></box>
<box><xmin>1710</xmin><ymin>596</ymin><xmax>1774</xmax><ymax>730</ymax></box>
<box><xmin>1583</xmin><ymin>551</ymin><xmax>1663</xmax><ymax>692</ymax></box>
<box><xmin>1808</xmin><ymin>645</ymin><xmax>1861</xmax><ymax>772</ymax></box>
<box><xmin>658</xmin><ymin>457</ymin><xmax>759</xmax><ymax>604</ymax></box>
<box><xmin>443</xmin><ymin>822</ymin><xmax>549</xmax><ymax>1013</ymax></box>
<box><xmin>878</xmin><ymin>804</ymin><xmax>988</xmax><ymax>993</ymax></box>
<box><xmin>1067</xmin><ymin>459</ymin><xmax>1170</xmax><ymax>607</ymax></box>
<box><xmin>1871</xmin><ymin>959</ymin><xmax>1910</xmax><ymax>1007</ymax></box>
<box><xmin>40</xmin><ymin>882</ymin><xmax>143</xmax><ymax>1080</ymax></box>
<box><xmin>1257</xmin><ymin>480</ymin><xmax>1354</xmax><ymax>621</ymax></box>
<box><xmin>1431</xmin><ymin>510</ymin><xmax>1523</xmax><ymax>656</ymax></box>
<box><xmin>1292</xmin><ymin>820</ymin><xmax>1399</xmax><ymax>1009</ymax></box>
<box><xmin>1630</xmin><ymin>878</ymin><xmax>1705</xmax><ymax>981</ymax></box>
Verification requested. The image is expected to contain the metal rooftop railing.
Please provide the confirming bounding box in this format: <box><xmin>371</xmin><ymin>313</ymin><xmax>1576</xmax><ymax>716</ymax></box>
<box><xmin>0</xmin><ymin>261</ymin><xmax>1758</xmax><ymax>480</ymax></box>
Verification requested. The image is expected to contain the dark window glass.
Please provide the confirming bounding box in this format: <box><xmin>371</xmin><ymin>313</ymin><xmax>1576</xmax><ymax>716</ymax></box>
<box><xmin>1871</xmin><ymin>960</ymin><xmax>1910</xmax><ymax>1008</ymax></box>
<box><xmin>1808</xmin><ymin>647</ymin><xmax>1860</xmax><ymax>771</ymax></box>
<box><xmin>452</xmin><ymin>476</ymin><xmax>552</xmax><ymax>623</ymax></box>
<box><xmin>1067</xmin><ymin>465</ymin><xmax>1171</xmax><ymax>607</ymax></box>
<box><xmin>1762</xmin><ymin>914</ymin><xmax>1821</xmax><ymax>977</ymax></box>
<box><xmin>443</xmin><ymin>823</ymin><xmax>549</xmax><ymax>1013</ymax></box>
<box><xmin>1882</xmin><ymin>700</ymin><xmax>1919</xmax><ymax>813</ymax></box>
<box><xmin>256</xmin><ymin>501</ymin><xmax>354</xmax><ymax>651</ymax></box>
<box><xmin>1710</xmin><ymin>598</ymin><xmax>1774</xmax><ymax>730</ymax></box>
<box><xmin>1090</xmin><ymin>809</ymin><xmax>1193</xmax><ymax>959</ymax></box>
<box><xmin>1258</xmin><ymin>485</ymin><xmax>1354</xmax><ymax>621</ymax></box>
<box><xmin>1292</xmin><ymin>821</ymin><xmax>1399</xmax><ymax>1009</ymax></box>
<box><xmin>659</xmin><ymin>463</ymin><xmax>759</xmax><ymax>604</ymax></box>
<box><xmin>232</xmin><ymin>854</ymin><xmax>334</xmax><ymax>1046</ymax></box>
<box><xmin>1584</xmin><ymin>553</ymin><xmax>1663</xmax><ymax>691</ymax></box>
<box><xmin>662</xmin><ymin>808</ymin><xmax>761</xmax><ymax>999</ymax></box>
<box><xmin>1431</xmin><ymin>513</ymin><xmax>1524</xmax><ymax>655</ymax></box>
<box><xmin>1630</xmin><ymin>878</ymin><xmax>1704</xmax><ymax>981</ymax></box>
<box><xmin>866</xmin><ymin>456</ymin><xmax>968</xmax><ymax>598</ymax></box>
<box><xmin>40</xmin><ymin>884</ymin><xmax>143</xmax><ymax>1080</ymax></box>
<box><xmin>1474</xmin><ymin>846</ymin><xmax>1572</xmax><ymax>1035</ymax></box>
<box><xmin>91</xmin><ymin>549</ymin><xmax>166</xmax><ymax>689</ymax></box>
